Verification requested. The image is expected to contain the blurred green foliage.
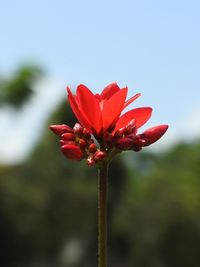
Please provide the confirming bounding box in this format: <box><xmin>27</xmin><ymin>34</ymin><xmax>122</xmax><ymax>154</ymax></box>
<box><xmin>0</xmin><ymin>66</ymin><xmax>200</xmax><ymax>267</ymax></box>
<box><xmin>0</xmin><ymin>65</ymin><xmax>44</xmax><ymax>107</ymax></box>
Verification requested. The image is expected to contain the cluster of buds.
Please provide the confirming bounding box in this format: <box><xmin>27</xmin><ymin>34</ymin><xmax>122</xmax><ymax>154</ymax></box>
<box><xmin>113</xmin><ymin>119</ymin><xmax>145</xmax><ymax>152</ymax></box>
<box><xmin>50</xmin><ymin>121</ymin><xmax>168</xmax><ymax>166</ymax></box>
<box><xmin>49</xmin><ymin>124</ymin><xmax>106</xmax><ymax>166</ymax></box>
<box><xmin>102</xmin><ymin>119</ymin><xmax>168</xmax><ymax>153</ymax></box>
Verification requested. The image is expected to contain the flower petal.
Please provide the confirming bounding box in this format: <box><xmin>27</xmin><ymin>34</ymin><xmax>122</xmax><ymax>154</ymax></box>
<box><xmin>102</xmin><ymin>88</ymin><xmax>128</xmax><ymax>131</ymax></box>
<box><xmin>67</xmin><ymin>87</ymin><xmax>91</xmax><ymax>130</ymax></box>
<box><xmin>100</xmin><ymin>82</ymin><xmax>121</xmax><ymax>100</ymax></box>
<box><xmin>77</xmin><ymin>84</ymin><xmax>102</xmax><ymax>135</ymax></box>
<box><xmin>123</xmin><ymin>93</ymin><xmax>141</xmax><ymax>109</ymax></box>
<box><xmin>114</xmin><ymin>107</ymin><xmax>152</xmax><ymax>132</ymax></box>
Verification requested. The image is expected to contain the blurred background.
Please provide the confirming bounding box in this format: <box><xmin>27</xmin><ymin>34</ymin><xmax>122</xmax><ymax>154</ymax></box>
<box><xmin>0</xmin><ymin>1</ymin><xmax>200</xmax><ymax>266</ymax></box>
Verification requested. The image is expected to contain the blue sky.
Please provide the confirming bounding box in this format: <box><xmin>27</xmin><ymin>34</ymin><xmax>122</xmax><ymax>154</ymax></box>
<box><xmin>0</xmin><ymin>0</ymin><xmax>200</xmax><ymax>162</ymax></box>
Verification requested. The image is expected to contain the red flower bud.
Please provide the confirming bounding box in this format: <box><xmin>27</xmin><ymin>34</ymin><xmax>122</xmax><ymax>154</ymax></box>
<box><xmin>138</xmin><ymin>139</ymin><xmax>147</xmax><ymax>146</ymax></box>
<box><xmin>61</xmin><ymin>133</ymin><xmax>75</xmax><ymax>141</ymax></box>
<box><xmin>49</xmin><ymin>124</ymin><xmax>73</xmax><ymax>136</ymax></box>
<box><xmin>88</xmin><ymin>139</ymin><xmax>94</xmax><ymax>144</ymax></box>
<box><xmin>123</xmin><ymin>120</ymin><xmax>136</xmax><ymax>135</ymax></box>
<box><xmin>83</xmin><ymin>128</ymin><xmax>91</xmax><ymax>139</ymax></box>
<box><xmin>130</xmin><ymin>137</ymin><xmax>146</xmax><ymax>152</ymax></box>
<box><xmin>141</xmin><ymin>125</ymin><xmax>168</xmax><ymax>146</ymax></box>
<box><xmin>115</xmin><ymin>137</ymin><xmax>133</xmax><ymax>150</ymax></box>
<box><xmin>88</xmin><ymin>143</ymin><xmax>97</xmax><ymax>153</ymax></box>
<box><xmin>61</xmin><ymin>144</ymin><xmax>83</xmax><ymax>161</ymax></box>
<box><xmin>125</xmin><ymin>124</ymin><xmax>135</xmax><ymax>135</ymax></box>
<box><xmin>79</xmin><ymin>138</ymin><xmax>87</xmax><ymax>149</ymax></box>
<box><xmin>86</xmin><ymin>156</ymin><xmax>95</xmax><ymax>166</ymax></box>
<box><xmin>114</xmin><ymin>127</ymin><xmax>126</xmax><ymax>138</ymax></box>
<box><xmin>60</xmin><ymin>140</ymin><xmax>76</xmax><ymax>146</ymax></box>
<box><xmin>93</xmin><ymin>151</ymin><xmax>106</xmax><ymax>161</ymax></box>
<box><xmin>126</xmin><ymin>133</ymin><xmax>137</xmax><ymax>140</ymax></box>
<box><xmin>73</xmin><ymin>123</ymin><xmax>83</xmax><ymax>135</ymax></box>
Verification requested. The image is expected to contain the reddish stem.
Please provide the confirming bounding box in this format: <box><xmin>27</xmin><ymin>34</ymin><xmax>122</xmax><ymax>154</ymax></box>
<box><xmin>98</xmin><ymin>163</ymin><xmax>108</xmax><ymax>267</ymax></box>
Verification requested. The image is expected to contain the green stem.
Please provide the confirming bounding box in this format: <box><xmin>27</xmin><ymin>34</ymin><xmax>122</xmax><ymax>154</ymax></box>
<box><xmin>98</xmin><ymin>163</ymin><xmax>109</xmax><ymax>267</ymax></box>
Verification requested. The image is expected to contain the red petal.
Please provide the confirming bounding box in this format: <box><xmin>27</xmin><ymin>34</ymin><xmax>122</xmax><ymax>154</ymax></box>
<box><xmin>62</xmin><ymin>144</ymin><xmax>83</xmax><ymax>161</ymax></box>
<box><xmin>123</xmin><ymin>93</ymin><xmax>141</xmax><ymax>109</ymax></box>
<box><xmin>77</xmin><ymin>84</ymin><xmax>102</xmax><ymax>135</ymax></box>
<box><xmin>141</xmin><ymin>125</ymin><xmax>169</xmax><ymax>146</ymax></box>
<box><xmin>114</xmin><ymin>107</ymin><xmax>152</xmax><ymax>132</ymax></box>
<box><xmin>95</xmin><ymin>93</ymin><xmax>101</xmax><ymax>101</ymax></box>
<box><xmin>102</xmin><ymin>88</ymin><xmax>128</xmax><ymax>131</ymax></box>
<box><xmin>100</xmin><ymin>82</ymin><xmax>120</xmax><ymax>100</ymax></box>
<box><xmin>67</xmin><ymin>87</ymin><xmax>91</xmax><ymax>130</ymax></box>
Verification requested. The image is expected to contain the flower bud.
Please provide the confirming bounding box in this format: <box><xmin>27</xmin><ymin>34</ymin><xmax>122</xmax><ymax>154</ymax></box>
<box><xmin>82</xmin><ymin>128</ymin><xmax>91</xmax><ymax>139</ymax></box>
<box><xmin>93</xmin><ymin>151</ymin><xmax>106</xmax><ymax>161</ymax></box>
<box><xmin>114</xmin><ymin>127</ymin><xmax>126</xmax><ymax>138</ymax></box>
<box><xmin>73</xmin><ymin>123</ymin><xmax>83</xmax><ymax>135</ymax></box>
<box><xmin>126</xmin><ymin>133</ymin><xmax>137</xmax><ymax>140</ymax></box>
<box><xmin>61</xmin><ymin>144</ymin><xmax>83</xmax><ymax>161</ymax></box>
<box><xmin>125</xmin><ymin>124</ymin><xmax>135</xmax><ymax>135</ymax></box>
<box><xmin>88</xmin><ymin>143</ymin><xmax>97</xmax><ymax>153</ymax></box>
<box><xmin>130</xmin><ymin>137</ymin><xmax>146</xmax><ymax>151</ymax></box>
<box><xmin>124</xmin><ymin>119</ymin><xmax>136</xmax><ymax>135</ymax></box>
<box><xmin>49</xmin><ymin>124</ymin><xmax>73</xmax><ymax>136</ymax></box>
<box><xmin>61</xmin><ymin>133</ymin><xmax>75</xmax><ymax>141</ymax></box>
<box><xmin>86</xmin><ymin>156</ymin><xmax>95</xmax><ymax>166</ymax></box>
<box><xmin>60</xmin><ymin>140</ymin><xmax>76</xmax><ymax>146</ymax></box>
<box><xmin>140</xmin><ymin>125</ymin><xmax>168</xmax><ymax>146</ymax></box>
<box><xmin>79</xmin><ymin>138</ymin><xmax>87</xmax><ymax>149</ymax></box>
<box><xmin>115</xmin><ymin>137</ymin><xmax>133</xmax><ymax>150</ymax></box>
<box><xmin>139</xmin><ymin>139</ymin><xmax>147</xmax><ymax>146</ymax></box>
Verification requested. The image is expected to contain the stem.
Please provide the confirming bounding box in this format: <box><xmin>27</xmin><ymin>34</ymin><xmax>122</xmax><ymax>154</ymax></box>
<box><xmin>98</xmin><ymin>163</ymin><xmax>109</xmax><ymax>267</ymax></box>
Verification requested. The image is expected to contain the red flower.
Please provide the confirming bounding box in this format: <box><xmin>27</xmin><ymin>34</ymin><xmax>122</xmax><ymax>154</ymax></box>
<box><xmin>50</xmin><ymin>83</ymin><xmax>168</xmax><ymax>165</ymax></box>
<box><xmin>67</xmin><ymin>83</ymin><xmax>144</xmax><ymax>137</ymax></box>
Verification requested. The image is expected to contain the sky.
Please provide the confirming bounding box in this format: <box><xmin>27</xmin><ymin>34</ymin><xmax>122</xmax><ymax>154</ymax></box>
<box><xmin>0</xmin><ymin>0</ymin><xmax>200</xmax><ymax>163</ymax></box>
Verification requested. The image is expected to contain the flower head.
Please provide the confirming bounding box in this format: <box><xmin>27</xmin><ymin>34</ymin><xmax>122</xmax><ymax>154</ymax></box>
<box><xmin>50</xmin><ymin>83</ymin><xmax>168</xmax><ymax>166</ymax></box>
<box><xmin>67</xmin><ymin>83</ymin><xmax>143</xmax><ymax>137</ymax></box>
